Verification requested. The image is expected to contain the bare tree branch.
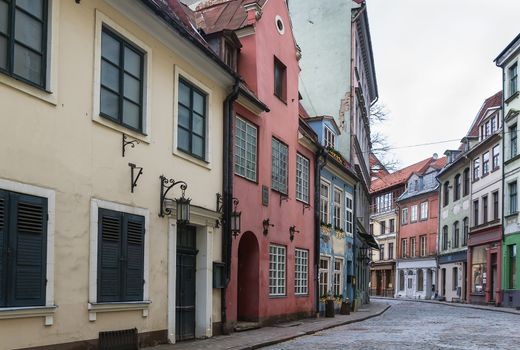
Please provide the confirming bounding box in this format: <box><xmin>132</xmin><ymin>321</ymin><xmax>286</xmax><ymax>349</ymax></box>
<box><xmin>369</xmin><ymin>103</ymin><xmax>399</xmax><ymax>173</ymax></box>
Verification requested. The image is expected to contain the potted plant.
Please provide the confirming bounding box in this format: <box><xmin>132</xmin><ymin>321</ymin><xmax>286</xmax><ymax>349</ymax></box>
<box><xmin>320</xmin><ymin>222</ymin><xmax>332</xmax><ymax>235</ymax></box>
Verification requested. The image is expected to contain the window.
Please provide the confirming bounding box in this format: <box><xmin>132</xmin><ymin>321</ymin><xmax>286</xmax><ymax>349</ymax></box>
<box><xmin>410</xmin><ymin>237</ymin><xmax>416</xmax><ymax>257</ymax></box>
<box><xmin>235</xmin><ymin>117</ymin><xmax>257</xmax><ymax>181</ymax></box>
<box><xmin>401</xmin><ymin>208</ymin><xmax>408</xmax><ymax>225</ymax></box>
<box><xmin>482</xmin><ymin>196</ymin><xmax>488</xmax><ymax>224</ymax></box>
<box><xmin>510</xmin><ymin>124</ymin><xmax>517</xmax><ymax>159</ymax></box>
<box><xmin>324</xmin><ymin>126</ymin><xmax>335</xmax><ymax>149</ymax></box>
<box><xmin>320</xmin><ymin>181</ymin><xmax>330</xmax><ymax>224</ymax></box>
<box><xmin>491</xmin><ymin>116</ymin><xmax>498</xmax><ymax>134</ymax></box>
<box><xmin>319</xmin><ymin>257</ymin><xmax>329</xmax><ymax>297</ymax></box>
<box><xmin>375</xmin><ymin>193</ymin><xmax>393</xmax><ymax>213</ymax></box>
<box><xmin>296</xmin><ymin>154</ymin><xmax>310</xmax><ymax>203</ymax></box>
<box><xmin>0</xmin><ymin>0</ymin><xmax>48</xmax><ymax>87</ymax></box>
<box><xmin>453</xmin><ymin>221</ymin><xmax>459</xmax><ymax>249</ymax></box>
<box><xmin>410</xmin><ymin>205</ymin><xmax>418</xmax><ymax>222</ymax></box>
<box><xmin>492</xmin><ymin>144</ymin><xmax>500</xmax><ymax>170</ymax></box>
<box><xmin>223</xmin><ymin>41</ymin><xmax>237</xmax><ymax>71</ymax></box>
<box><xmin>472</xmin><ymin>245</ymin><xmax>487</xmax><ymax>294</ymax></box>
<box><xmin>482</xmin><ymin>152</ymin><xmax>490</xmax><ymax>176</ymax></box>
<box><xmin>509</xmin><ymin>181</ymin><xmax>517</xmax><ymax>214</ymax></box>
<box><xmin>333</xmin><ymin>259</ymin><xmax>343</xmax><ymax>296</ymax></box>
<box><xmin>420</xmin><ymin>235</ymin><xmax>427</xmax><ymax>257</ymax></box>
<box><xmin>399</xmin><ymin>270</ymin><xmax>405</xmax><ymax>291</ymax></box>
<box><xmin>401</xmin><ymin>239</ymin><xmax>407</xmax><ymax>258</ymax></box>
<box><xmin>510</xmin><ymin>63</ymin><xmax>518</xmax><ymax>97</ymax></box>
<box><xmin>333</xmin><ymin>188</ymin><xmax>343</xmax><ymax>229</ymax></box>
<box><xmin>509</xmin><ymin>245</ymin><xmax>516</xmax><ymax>289</ymax></box>
<box><xmin>379</xmin><ymin>244</ymin><xmax>385</xmax><ymax>260</ymax></box>
<box><xmin>271</xmin><ymin>138</ymin><xmax>288</xmax><ymax>194</ymax></box>
<box><xmin>345</xmin><ymin>194</ymin><xmax>353</xmax><ymax>234</ymax></box>
<box><xmin>473</xmin><ymin>200</ymin><xmax>479</xmax><ymax>226</ymax></box>
<box><xmin>493</xmin><ymin>191</ymin><xmax>499</xmax><ymax>220</ymax></box>
<box><xmin>417</xmin><ymin>269</ymin><xmax>424</xmax><ymax>291</ymax></box>
<box><xmin>454</xmin><ymin>174</ymin><xmax>461</xmax><ymax>201</ymax></box>
<box><xmin>269</xmin><ymin>244</ymin><xmax>286</xmax><ymax>296</ymax></box>
<box><xmin>101</xmin><ymin>27</ymin><xmax>145</xmax><ymax>132</ymax></box>
<box><xmin>443</xmin><ymin>181</ymin><xmax>450</xmax><ymax>206</ymax></box>
<box><xmin>274</xmin><ymin>57</ymin><xmax>286</xmax><ymax>101</ymax></box>
<box><xmin>463</xmin><ymin>217</ymin><xmax>469</xmax><ymax>246</ymax></box>
<box><xmin>0</xmin><ymin>190</ymin><xmax>47</xmax><ymax>307</ymax></box>
<box><xmin>98</xmin><ymin>208</ymin><xmax>145</xmax><ymax>302</ymax></box>
<box><xmin>389</xmin><ymin>219</ymin><xmax>395</xmax><ymax>233</ymax></box>
<box><xmin>177</xmin><ymin>78</ymin><xmax>207</xmax><ymax>159</ymax></box>
<box><xmin>420</xmin><ymin>201</ymin><xmax>428</xmax><ymax>220</ymax></box>
<box><xmin>452</xmin><ymin>267</ymin><xmax>458</xmax><ymax>291</ymax></box>
<box><xmin>388</xmin><ymin>242</ymin><xmax>394</xmax><ymax>260</ymax></box>
<box><xmin>294</xmin><ymin>249</ymin><xmax>308</xmax><ymax>295</ymax></box>
<box><xmin>463</xmin><ymin>168</ymin><xmax>470</xmax><ymax>196</ymax></box>
<box><xmin>442</xmin><ymin>226</ymin><xmax>448</xmax><ymax>251</ymax></box>
<box><xmin>473</xmin><ymin>158</ymin><xmax>480</xmax><ymax>180</ymax></box>
<box><xmin>380</xmin><ymin>221</ymin><xmax>386</xmax><ymax>234</ymax></box>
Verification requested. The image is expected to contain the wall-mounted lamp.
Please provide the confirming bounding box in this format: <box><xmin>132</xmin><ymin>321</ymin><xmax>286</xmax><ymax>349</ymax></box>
<box><xmin>159</xmin><ymin>175</ymin><xmax>190</xmax><ymax>224</ymax></box>
<box><xmin>263</xmin><ymin>219</ymin><xmax>274</xmax><ymax>235</ymax></box>
<box><xmin>231</xmin><ymin>198</ymin><xmax>241</xmax><ymax>238</ymax></box>
<box><xmin>289</xmin><ymin>225</ymin><xmax>300</xmax><ymax>241</ymax></box>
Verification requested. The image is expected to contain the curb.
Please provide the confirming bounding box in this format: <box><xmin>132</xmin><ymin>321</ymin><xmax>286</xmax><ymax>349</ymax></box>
<box><xmin>371</xmin><ymin>296</ymin><xmax>520</xmax><ymax>316</ymax></box>
<box><xmin>246</xmin><ymin>304</ymin><xmax>392</xmax><ymax>349</ymax></box>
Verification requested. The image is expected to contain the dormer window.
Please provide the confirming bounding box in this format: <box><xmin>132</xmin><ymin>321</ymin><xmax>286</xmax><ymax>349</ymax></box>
<box><xmin>324</xmin><ymin>126</ymin><xmax>335</xmax><ymax>149</ymax></box>
<box><xmin>223</xmin><ymin>40</ymin><xmax>237</xmax><ymax>71</ymax></box>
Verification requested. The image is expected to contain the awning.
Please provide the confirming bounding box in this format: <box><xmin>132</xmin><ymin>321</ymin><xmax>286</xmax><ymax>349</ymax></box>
<box><xmin>356</xmin><ymin>219</ymin><xmax>379</xmax><ymax>249</ymax></box>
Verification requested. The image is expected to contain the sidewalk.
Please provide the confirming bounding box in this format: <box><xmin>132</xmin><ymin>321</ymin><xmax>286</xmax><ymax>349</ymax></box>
<box><xmin>146</xmin><ymin>301</ymin><xmax>390</xmax><ymax>350</ymax></box>
<box><xmin>371</xmin><ymin>296</ymin><xmax>520</xmax><ymax>315</ymax></box>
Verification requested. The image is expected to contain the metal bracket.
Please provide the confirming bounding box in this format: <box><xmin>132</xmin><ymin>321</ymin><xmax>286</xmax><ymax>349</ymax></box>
<box><xmin>122</xmin><ymin>134</ymin><xmax>140</xmax><ymax>157</ymax></box>
<box><xmin>279</xmin><ymin>193</ymin><xmax>289</xmax><ymax>206</ymax></box>
<box><xmin>129</xmin><ymin>163</ymin><xmax>143</xmax><ymax>193</ymax></box>
<box><xmin>302</xmin><ymin>203</ymin><xmax>311</xmax><ymax>214</ymax></box>
<box><xmin>159</xmin><ymin>175</ymin><xmax>187</xmax><ymax>217</ymax></box>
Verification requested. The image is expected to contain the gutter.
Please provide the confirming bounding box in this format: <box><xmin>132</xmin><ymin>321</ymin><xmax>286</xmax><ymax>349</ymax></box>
<box><xmin>314</xmin><ymin>146</ymin><xmax>327</xmax><ymax>314</ymax></box>
<box><xmin>221</xmin><ymin>79</ymin><xmax>240</xmax><ymax>334</ymax></box>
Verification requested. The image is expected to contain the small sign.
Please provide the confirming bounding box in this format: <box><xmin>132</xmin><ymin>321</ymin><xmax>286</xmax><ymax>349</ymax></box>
<box><xmin>262</xmin><ymin>185</ymin><xmax>269</xmax><ymax>206</ymax></box>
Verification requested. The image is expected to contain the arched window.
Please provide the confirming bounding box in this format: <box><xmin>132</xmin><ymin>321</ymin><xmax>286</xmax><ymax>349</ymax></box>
<box><xmin>453</xmin><ymin>221</ymin><xmax>460</xmax><ymax>248</ymax></box>
<box><xmin>454</xmin><ymin>174</ymin><xmax>461</xmax><ymax>201</ymax></box>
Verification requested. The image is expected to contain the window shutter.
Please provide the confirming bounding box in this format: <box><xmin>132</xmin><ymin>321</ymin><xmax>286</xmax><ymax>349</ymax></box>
<box><xmin>98</xmin><ymin>209</ymin><xmax>122</xmax><ymax>302</ymax></box>
<box><xmin>123</xmin><ymin>214</ymin><xmax>144</xmax><ymax>301</ymax></box>
<box><xmin>0</xmin><ymin>190</ymin><xmax>8</xmax><ymax>306</ymax></box>
<box><xmin>9</xmin><ymin>193</ymin><xmax>47</xmax><ymax>307</ymax></box>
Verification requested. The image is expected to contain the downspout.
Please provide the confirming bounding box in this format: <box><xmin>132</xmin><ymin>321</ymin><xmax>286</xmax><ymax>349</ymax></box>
<box><xmin>352</xmin><ymin>183</ymin><xmax>357</xmax><ymax>302</ymax></box>
<box><xmin>435</xmin><ymin>176</ymin><xmax>442</xmax><ymax>299</ymax></box>
<box><xmin>314</xmin><ymin>146</ymin><xmax>327</xmax><ymax>315</ymax></box>
<box><xmin>222</xmin><ymin>79</ymin><xmax>240</xmax><ymax>334</ymax></box>
<box><xmin>500</xmin><ymin>69</ymin><xmax>505</xmax><ymax>306</ymax></box>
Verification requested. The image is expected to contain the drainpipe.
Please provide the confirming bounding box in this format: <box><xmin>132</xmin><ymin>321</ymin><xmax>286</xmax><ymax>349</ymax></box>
<box><xmin>221</xmin><ymin>79</ymin><xmax>240</xmax><ymax>334</ymax></box>
<box><xmin>314</xmin><ymin>146</ymin><xmax>327</xmax><ymax>315</ymax></box>
<box><xmin>352</xmin><ymin>183</ymin><xmax>357</xmax><ymax>302</ymax></box>
<box><xmin>435</xmin><ymin>176</ymin><xmax>442</xmax><ymax>299</ymax></box>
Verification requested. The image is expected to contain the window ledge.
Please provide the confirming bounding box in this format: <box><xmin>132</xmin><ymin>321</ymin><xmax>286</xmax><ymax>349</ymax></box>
<box><xmin>505</xmin><ymin>91</ymin><xmax>519</xmax><ymax>105</ymax></box>
<box><xmin>505</xmin><ymin>212</ymin><xmax>519</xmax><ymax>219</ymax></box>
<box><xmin>173</xmin><ymin>149</ymin><xmax>212</xmax><ymax>171</ymax></box>
<box><xmin>0</xmin><ymin>305</ymin><xmax>57</xmax><ymax>325</ymax></box>
<box><xmin>88</xmin><ymin>301</ymin><xmax>151</xmax><ymax>321</ymax></box>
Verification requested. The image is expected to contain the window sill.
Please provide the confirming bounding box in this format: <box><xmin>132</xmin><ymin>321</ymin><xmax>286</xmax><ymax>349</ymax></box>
<box><xmin>93</xmin><ymin>116</ymin><xmax>151</xmax><ymax>144</ymax></box>
<box><xmin>504</xmin><ymin>153</ymin><xmax>520</xmax><ymax>165</ymax></box>
<box><xmin>0</xmin><ymin>73</ymin><xmax>57</xmax><ymax>106</ymax></box>
<box><xmin>88</xmin><ymin>301</ymin><xmax>151</xmax><ymax>321</ymax></box>
<box><xmin>505</xmin><ymin>211</ymin><xmax>519</xmax><ymax>219</ymax></box>
<box><xmin>0</xmin><ymin>305</ymin><xmax>57</xmax><ymax>325</ymax></box>
<box><xmin>268</xmin><ymin>295</ymin><xmax>287</xmax><ymax>299</ymax></box>
<box><xmin>274</xmin><ymin>93</ymin><xmax>287</xmax><ymax>105</ymax></box>
<box><xmin>173</xmin><ymin>148</ymin><xmax>212</xmax><ymax>171</ymax></box>
<box><xmin>505</xmin><ymin>91</ymin><xmax>519</xmax><ymax>105</ymax></box>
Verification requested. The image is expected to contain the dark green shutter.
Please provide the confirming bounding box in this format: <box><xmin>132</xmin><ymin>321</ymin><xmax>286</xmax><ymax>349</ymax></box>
<box><xmin>9</xmin><ymin>193</ymin><xmax>47</xmax><ymax>307</ymax></box>
<box><xmin>98</xmin><ymin>209</ymin><xmax>122</xmax><ymax>302</ymax></box>
<box><xmin>123</xmin><ymin>214</ymin><xmax>144</xmax><ymax>301</ymax></box>
<box><xmin>0</xmin><ymin>190</ymin><xmax>8</xmax><ymax>306</ymax></box>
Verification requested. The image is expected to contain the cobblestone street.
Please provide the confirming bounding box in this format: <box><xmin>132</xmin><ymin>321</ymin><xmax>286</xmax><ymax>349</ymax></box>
<box><xmin>264</xmin><ymin>300</ymin><xmax>520</xmax><ymax>350</ymax></box>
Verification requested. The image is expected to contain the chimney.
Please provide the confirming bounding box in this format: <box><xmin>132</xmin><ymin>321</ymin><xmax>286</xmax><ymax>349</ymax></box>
<box><xmin>243</xmin><ymin>0</ymin><xmax>262</xmax><ymax>25</ymax></box>
<box><xmin>432</xmin><ymin>153</ymin><xmax>438</xmax><ymax>160</ymax></box>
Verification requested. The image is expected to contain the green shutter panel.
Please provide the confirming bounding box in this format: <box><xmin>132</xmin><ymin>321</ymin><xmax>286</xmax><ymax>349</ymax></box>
<box><xmin>98</xmin><ymin>209</ymin><xmax>122</xmax><ymax>302</ymax></box>
<box><xmin>9</xmin><ymin>193</ymin><xmax>47</xmax><ymax>307</ymax></box>
<box><xmin>123</xmin><ymin>213</ymin><xmax>144</xmax><ymax>301</ymax></box>
<box><xmin>0</xmin><ymin>190</ymin><xmax>8</xmax><ymax>306</ymax></box>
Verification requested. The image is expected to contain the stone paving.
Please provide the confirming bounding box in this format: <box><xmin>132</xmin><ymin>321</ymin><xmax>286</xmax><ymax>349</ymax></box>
<box><xmin>264</xmin><ymin>299</ymin><xmax>520</xmax><ymax>350</ymax></box>
<box><xmin>145</xmin><ymin>301</ymin><xmax>390</xmax><ymax>350</ymax></box>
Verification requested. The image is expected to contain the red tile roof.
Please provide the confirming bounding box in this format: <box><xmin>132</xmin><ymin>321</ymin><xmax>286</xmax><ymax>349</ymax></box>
<box><xmin>465</xmin><ymin>91</ymin><xmax>502</xmax><ymax>138</ymax></box>
<box><xmin>370</xmin><ymin>157</ymin><xmax>433</xmax><ymax>193</ymax></box>
<box><xmin>194</xmin><ymin>0</ymin><xmax>267</xmax><ymax>34</ymax></box>
<box><xmin>430</xmin><ymin>156</ymin><xmax>448</xmax><ymax>170</ymax></box>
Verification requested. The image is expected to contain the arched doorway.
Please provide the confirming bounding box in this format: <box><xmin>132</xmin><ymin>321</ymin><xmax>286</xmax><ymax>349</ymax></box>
<box><xmin>237</xmin><ymin>231</ymin><xmax>259</xmax><ymax>322</ymax></box>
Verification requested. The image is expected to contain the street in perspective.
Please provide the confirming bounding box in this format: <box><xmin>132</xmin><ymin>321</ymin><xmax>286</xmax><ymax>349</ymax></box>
<box><xmin>1</xmin><ymin>0</ymin><xmax>520</xmax><ymax>349</ymax></box>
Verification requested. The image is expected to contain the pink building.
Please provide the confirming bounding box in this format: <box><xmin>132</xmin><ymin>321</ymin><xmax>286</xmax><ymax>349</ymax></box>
<box><xmin>194</xmin><ymin>0</ymin><xmax>316</xmax><ymax>330</ymax></box>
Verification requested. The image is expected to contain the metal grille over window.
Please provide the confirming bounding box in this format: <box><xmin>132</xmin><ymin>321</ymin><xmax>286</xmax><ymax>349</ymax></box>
<box><xmin>296</xmin><ymin>154</ymin><xmax>309</xmax><ymax>203</ymax></box>
<box><xmin>100</xmin><ymin>27</ymin><xmax>145</xmax><ymax>132</ymax></box>
<box><xmin>271</xmin><ymin>138</ymin><xmax>288</xmax><ymax>194</ymax></box>
<box><xmin>177</xmin><ymin>78</ymin><xmax>207</xmax><ymax>159</ymax></box>
<box><xmin>235</xmin><ymin>117</ymin><xmax>257</xmax><ymax>181</ymax></box>
<box><xmin>294</xmin><ymin>249</ymin><xmax>308</xmax><ymax>295</ymax></box>
<box><xmin>269</xmin><ymin>244</ymin><xmax>286</xmax><ymax>296</ymax></box>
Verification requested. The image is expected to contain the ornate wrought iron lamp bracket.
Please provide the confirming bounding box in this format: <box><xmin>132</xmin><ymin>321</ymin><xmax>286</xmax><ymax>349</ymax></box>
<box><xmin>159</xmin><ymin>175</ymin><xmax>188</xmax><ymax>217</ymax></box>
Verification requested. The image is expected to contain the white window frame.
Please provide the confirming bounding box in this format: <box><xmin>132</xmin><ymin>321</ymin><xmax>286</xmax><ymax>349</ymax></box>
<box><xmin>333</xmin><ymin>258</ymin><xmax>343</xmax><ymax>297</ymax></box>
<box><xmin>93</xmin><ymin>10</ymin><xmax>153</xmax><ymax>143</ymax></box>
<box><xmin>333</xmin><ymin>187</ymin><xmax>343</xmax><ymax>230</ymax></box>
<box><xmin>269</xmin><ymin>244</ymin><xmax>286</xmax><ymax>296</ymax></box>
<box><xmin>0</xmin><ymin>178</ymin><xmax>56</xmax><ymax>325</ymax></box>
<box><xmin>420</xmin><ymin>235</ymin><xmax>427</xmax><ymax>257</ymax></box>
<box><xmin>410</xmin><ymin>237</ymin><xmax>416</xmax><ymax>257</ymax></box>
<box><xmin>345</xmin><ymin>193</ymin><xmax>353</xmax><ymax>234</ymax></box>
<box><xmin>401</xmin><ymin>207</ymin><xmax>408</xmax><ymax>225</ymax></box>
<box><xmin>294</xmin><ymin>248</ymin><xmax>308</xmax><ymax>295</ymax></box>
<box><xmin>296</xmin><ymin>153</ymin><xmax>310</xmax><ymax>203</ymax></box>
<box><xmin>235</xmin><ymin>116</ymin><xmax>258</xmax><ymax>181</ymax></box>
<box><xmin>324</xmin><ymin>125</ymin><xmax>335</xmax><ymax>149</ymax></box>
<box><xmin>319</xmin><ymin>256</ymin><xmax>330</xmax><ymax>297</ymax></box>
<box><xmin>320</xmin><ymin>179</ymin><xmax>330</xmax><ymax>224</ymax></box>
<box><xmin>410</xmin><ymin>205</ymin><xmax>418</xmax><ymax>222</ymax></box>
<box><xmin>420</xmin><ymin>201</ymin><xmax>428</xmax><ymax>220</ymax></box>
<box><xmin>89</xmin><ymin>199</ymin><xmax>150</xmax><ymax>321</ymax></box>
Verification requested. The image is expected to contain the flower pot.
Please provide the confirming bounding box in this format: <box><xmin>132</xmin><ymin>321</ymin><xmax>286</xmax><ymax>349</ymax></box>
<box><xmin>325</xmin><ymin>299</ymin><xmax>335</xmax><ymax>318</ymax></box>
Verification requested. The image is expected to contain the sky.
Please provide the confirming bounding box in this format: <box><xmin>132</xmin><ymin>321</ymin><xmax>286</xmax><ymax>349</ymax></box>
<box><xmin>367</xmin><ymin>0</ymin><xmax>520</xmax><ymax>169</ymax></box>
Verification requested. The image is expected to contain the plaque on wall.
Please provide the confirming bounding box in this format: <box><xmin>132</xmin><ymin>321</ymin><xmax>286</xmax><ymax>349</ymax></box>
<box><xmin>262</xmin><ymin>185</ymin><xmax>269</xmax><ymax>206</ymax></box>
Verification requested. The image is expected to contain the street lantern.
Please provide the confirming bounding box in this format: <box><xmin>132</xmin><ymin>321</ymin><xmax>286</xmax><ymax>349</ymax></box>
<box><xmin>175</xmin><ymin>195</ymin><xmax>191</xmax><ymax>225</ymax></box>
<box><xmin>231</xmin><ymin>198</ymin><xmax>241</xmax><ymax>238</ymax></box>
<box><xmin>160</xmin><ymin>175</ymin><xmax>191</xmax><ymax>225</ymax></box>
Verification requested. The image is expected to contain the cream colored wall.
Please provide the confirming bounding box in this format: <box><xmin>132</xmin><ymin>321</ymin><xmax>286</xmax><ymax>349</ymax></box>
<box><xmin>370</xmin><ymin>212</ymin><xmax>397</xmax><ymax>262</ymax></box>
<box><xmin>0</xmin><ymin>0</ymin><xmax>229</xmax><ymax>348</ymax></box>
